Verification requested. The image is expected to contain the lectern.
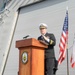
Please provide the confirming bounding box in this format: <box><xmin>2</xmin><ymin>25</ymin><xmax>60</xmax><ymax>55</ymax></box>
<box><xmin>16</xmin><ymin>38</ymin><xmax>47</xmax><ymax>75</ymax></box>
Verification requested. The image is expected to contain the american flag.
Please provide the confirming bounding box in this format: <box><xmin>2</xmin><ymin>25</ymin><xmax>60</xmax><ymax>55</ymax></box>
<box><xmin>58</xmin><ymin>10</ymin><xmax>68</xmax><ymax>64</ymax></box>
<box><xmin>70</xmin><ymin>35</ymin><xmax>75</xmax><ymax>68</ymax></box>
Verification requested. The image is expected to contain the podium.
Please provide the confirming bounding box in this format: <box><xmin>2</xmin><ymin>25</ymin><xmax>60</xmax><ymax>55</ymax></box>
<box><xmin>16</xmin><ymin>38</ymin><xmax>48</xmax><ymax>75</ymax></box>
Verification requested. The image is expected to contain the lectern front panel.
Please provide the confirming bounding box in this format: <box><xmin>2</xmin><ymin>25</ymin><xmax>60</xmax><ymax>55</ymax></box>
<box><xmin>19</xmin><ymin>47</ymin><xmax>32</xmax><ymax>75</ymax></box>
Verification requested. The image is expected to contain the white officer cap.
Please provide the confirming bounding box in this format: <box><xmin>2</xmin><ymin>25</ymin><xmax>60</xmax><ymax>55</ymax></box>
<box><xmin>39</xmin><ymin>23</ymin><xmax>48</xmax><ymax>29</ymax></box>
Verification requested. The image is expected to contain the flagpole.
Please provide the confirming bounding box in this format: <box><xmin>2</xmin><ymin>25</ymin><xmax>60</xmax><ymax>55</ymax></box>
<box><xmin>67</xmin><ymin>48</ymin><xmax>69</xmax><ymax>75</ymax></box>
<box><xmin>58</xmin><ymin>6</ymin><xmax>70</xmax><ymax>75</ymax></box>
<box><xmin>66</xmin><ymin>6</ymin><xmax>69</xmax><ymax>75</ymax></box>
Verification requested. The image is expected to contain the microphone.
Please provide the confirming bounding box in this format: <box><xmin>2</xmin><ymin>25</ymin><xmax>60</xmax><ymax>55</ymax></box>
<box><xmin>23</xmin><ymin>35</ymin><xmax>29</xmax><ymax>39</ymax></box>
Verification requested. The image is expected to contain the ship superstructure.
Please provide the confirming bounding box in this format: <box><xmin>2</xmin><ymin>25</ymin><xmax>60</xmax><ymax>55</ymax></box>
<box><xmin>0</xmin><ymin>0</ymin><xmax>75</xmax><ymax>75</ymax></box>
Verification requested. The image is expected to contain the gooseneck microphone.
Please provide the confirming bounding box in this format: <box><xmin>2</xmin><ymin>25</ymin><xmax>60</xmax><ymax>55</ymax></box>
<box><xmin>23</xmin><ymin>35</ymin><xmax>29</xmax><ymax>39</ymax></box>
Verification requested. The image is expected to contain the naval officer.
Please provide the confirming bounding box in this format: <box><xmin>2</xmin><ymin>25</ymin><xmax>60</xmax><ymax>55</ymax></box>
<box><xmin>38</xmin><ymin>23</ymin><xmax>57</xmax><ymax>75</ymax></box>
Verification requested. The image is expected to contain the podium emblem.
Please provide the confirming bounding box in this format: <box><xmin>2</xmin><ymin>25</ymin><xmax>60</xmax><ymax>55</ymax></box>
<box><xmin>22</xmin><ymin>52</ymin><xmax>28</xmax><ymax>64</ymax></box>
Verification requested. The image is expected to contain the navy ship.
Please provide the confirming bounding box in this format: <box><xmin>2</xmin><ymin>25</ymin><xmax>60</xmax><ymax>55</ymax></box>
<box><xmin>0</xmin><ymin>0</ymin><xmax>75</xmax><ymax>75</ymax></box>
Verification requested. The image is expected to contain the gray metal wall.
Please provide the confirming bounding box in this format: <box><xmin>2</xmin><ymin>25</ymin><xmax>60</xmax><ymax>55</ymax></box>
<box><xmin>3</xmin><ymin>0</ymin><xmax>75</xmax><ymax>75</ymax></box>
